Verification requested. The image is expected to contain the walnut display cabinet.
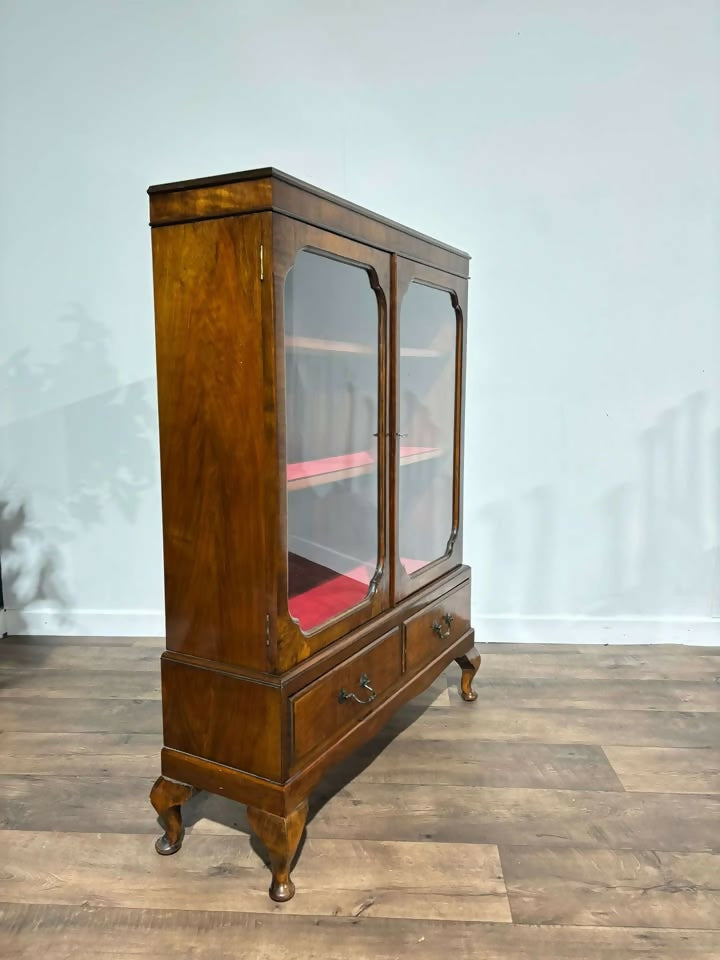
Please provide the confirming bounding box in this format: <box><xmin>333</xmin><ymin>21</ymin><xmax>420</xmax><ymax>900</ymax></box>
<box><xmin>147</xmin><ymin>167</ymin><xmax>480</xmax><ymax>901</ymax></box>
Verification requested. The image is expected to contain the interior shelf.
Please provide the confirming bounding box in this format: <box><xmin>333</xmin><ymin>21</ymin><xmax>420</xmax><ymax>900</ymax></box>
<box><xmin>286</xmin><ymin>335</ymin><xmax>443</xmax><ymax>358</ymax></box>
<box><xmin>288</xmin><ymin>557</ymin><xmax>429</xmax><ymax>631</ymax></box>
<box><xmin>287</xmin><ymin>445</ymin><xmax>441</xmax><ymax>491</ymax></box>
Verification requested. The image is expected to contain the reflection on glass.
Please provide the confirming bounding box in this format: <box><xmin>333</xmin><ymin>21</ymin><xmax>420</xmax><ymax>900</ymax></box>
<box><xmin>398</xmin><ymin>282</ymin><xmax>457</xmax><ymax>577</ymax></box>
<box><xmin>284</xmin><ymin>250</ymin><xmax>380</xmax><ymax>633</ymax></box>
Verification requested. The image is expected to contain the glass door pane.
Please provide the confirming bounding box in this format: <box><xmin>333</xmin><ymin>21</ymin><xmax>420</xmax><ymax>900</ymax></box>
<box><xmin>397</xmin><ymin>281</ymin><xmax>457</xmax><ymax>577</ymax></box>
<box><xmin>284</xmin><ymin>250</ymin><xmax>381</xmax><ymax>633</ymax></box>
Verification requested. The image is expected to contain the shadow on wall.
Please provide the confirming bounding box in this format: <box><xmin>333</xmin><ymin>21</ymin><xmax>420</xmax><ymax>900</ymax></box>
<box><xmin>593</xmin><ymin>391</ymin><xmax>720</xmax><ymax>616</ymax></box>
<box><xmin>0</xmin><ymin>498</ymin><xmax>68</xmax><ymax>635</ymax></box>
<box><xmin>474</xmin><ymin>391</ymin><xmax>719</xmax><ymax>619</ymax></box>
<box><xmin>475</xmin><ymin>485</ymin><xmax>556</xmax><ymax>615</ymax></box>
<box><xmin>0</xmin><ymin>304</ymin><xmax>157</xmax><ymax>634</ymax></box>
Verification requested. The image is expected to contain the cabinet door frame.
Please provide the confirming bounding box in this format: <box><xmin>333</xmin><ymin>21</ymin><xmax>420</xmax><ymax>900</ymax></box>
<box><xmin>390</xmin><ymin>257</ymin><xmax>468</xmax><ymax>602</ymax></box>
<box><xmin>269</xmin><ymin>214</ymin><xmax>391</xmax><ymax>669</ymax></box>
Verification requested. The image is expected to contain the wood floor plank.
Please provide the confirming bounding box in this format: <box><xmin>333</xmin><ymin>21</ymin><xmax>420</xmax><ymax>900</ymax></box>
<box><xmin>0</xmin><ymin>644</ymin><xmax>160</xmax><ymax>672</ymax></box>
<box><xmin>2</xmin><ymin>903</ymin><xmax>719</xmax><ymax>960</ymax></box>
<box><xmin>1</xmin><ymin>636</ymin><xmax>718</xmax><ymax>952</ymax></box>
<box><xmin>0</xmin><ymin>732</ymin><xmax>620</xmax><ymax>789</ymax></box>
<box><xmin>12</xmin><ymin>688</ymin><xmax>720</xmax><ymax>749</ymax></box>
<box><xmin>603</xmin><ymin>747</ymin><xmax>720</xmax><ymax>794</ymax></box>
<box><xmin>0</xmin><ymin>831</ymin><xmax>510</xmax><ymax>922</ymax></box>
<box><xmin>387</xmin><ymin>704</ymin><xmax>720</xmax><ymax>748</ymax></box>
<box><xmin>0</xmin><ymin>635</ymin><xmax>163</xmax><ymax>649</ymax></box>
<box><xmin>324</xmin><ymin>739</ymin><xmax>625</xmax><ymax>791</ymax></box>
<box><xmin>465</xmin><ymin>678</ymin><xmax>720</xmax><ymax>712</ymax></box>
<box><xmin>470</xmin><ymin>652</ymin><xmax>720</xmax><ymax>681</ymax></box>
<box><xmin>0</xmin><ymin>667</ymin><xmax>443</xmax><ymax>706</ymax></box>
<box><xmin>304</xmin><ymin>783</ymin><xmax>720</xmax><ymax>853</ymax></box>
<box><xmin>0</xmin><ymin>671</ymin><xmax>161</xmax><ymax>700</ymax></box>
<box><xmin>3</xmin><ymin>643</ymin><xmax>718</xmax><ymax>680</ymax></box>
<box><xmin>0</xmin><ymin>699</ymin><xmax>161</xmax><ymax>733</ymax></box>
<box><xmin>5</xmin><ymin>773</ymin><xmax>715</xmax><ymax>853</ymax></box>
<box><xmin>0</xmin><ymin>733</ymin><xmax>161</xmax><ymax>776</ymax></box>
<box><xmin>501</xmin><ymin>846</ymin><xmax>720</xmax><ymax>929</ymax></box>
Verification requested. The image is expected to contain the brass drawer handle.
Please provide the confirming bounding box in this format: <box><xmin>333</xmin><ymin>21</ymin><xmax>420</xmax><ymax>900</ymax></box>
<box><xmin>431</xmin><ymin>612</ymin><xmax>454</xmax><ymax>640</ymax></box>
<box><xmin>338</xmin><ymin>673</ymin><xmax>377</xmax><ymax>705</ymax></box>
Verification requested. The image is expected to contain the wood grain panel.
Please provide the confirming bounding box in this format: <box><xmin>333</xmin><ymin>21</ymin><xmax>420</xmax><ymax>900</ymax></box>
<box><xmin>272</xmin><ymin>178</ymin><xmax>469</xmax><ymax>277</ymax></box>
<box><xmin>160</xmin><ymin>659</ymin><xmax>282</xmax><ymax>781</ymax></box>
<box><xmin>147</xmin><ymin>168</ymin><xmax>470</xmax><ymax>277</ymax></box>
<box><xmin>291</xmin><ymin>629</ymin><xmax>402</xmax><ymax>764</ymax></box>
<box><xmin>152</xmin><ymin>213</ymin><xmax>269</xmax><ymax>670</ymax></box>
<box><xmin>501</xmin><ymin>846</ymin><xmax>720</xmax><ymax>929</ymax></box>
<box><xmin>404</xmin><ymin>582</ymin><xmax>471</xmax><ymax>674</ymax></box>
<box><xmin>149</xmin><ymin>177</ymin><xmax>272</xmax><ymax>225</ymax></box>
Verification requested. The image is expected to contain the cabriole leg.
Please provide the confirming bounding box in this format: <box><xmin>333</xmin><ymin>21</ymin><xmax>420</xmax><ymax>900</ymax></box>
<box><xmin>150</xmin><ymin>775</ymin><xmax>196</xmax><ymax>855</ymax></box>
<box><xmin>247</xmin><ymin>799</ymin><xmax>309</xmax><ymax>902</ymax></box>
<box><xmin>455</xmin><ymin>646</ymin><xmax>482</xmax><ymax>702</ymax></box>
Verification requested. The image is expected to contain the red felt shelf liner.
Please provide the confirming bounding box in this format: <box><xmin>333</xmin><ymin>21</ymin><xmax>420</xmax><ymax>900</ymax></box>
<box><xmin>287</xmin><ymin>446</ymin><xmax>435</xmax><ymax>483</ymax></box>
<box><xmin>289</xmin><ymin>559</ymin><xmax>429</xmax><ymax>631</ymax></box>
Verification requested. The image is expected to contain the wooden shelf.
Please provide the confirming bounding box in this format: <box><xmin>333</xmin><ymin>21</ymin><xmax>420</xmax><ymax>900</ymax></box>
<box><xmin>286</xmin><ymin>335</ymin><xmax>443</xmax><ymax>358</ymax></box>
<box><xmin>287</xmin><ymin>446</ymin><xmax>441</xmax><ymax>491</ymax></box>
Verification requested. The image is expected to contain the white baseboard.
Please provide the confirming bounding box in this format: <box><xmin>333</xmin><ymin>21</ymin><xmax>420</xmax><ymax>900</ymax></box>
<box><xmin>3</xmin><ymin>608</ymin><xmax>165</xmax><ymax>638</ymax></box>
<box><xmin>4</xmin><ymin>605</ymin><xmax>719</xmax><ymax>647</ymax></box>
<box><xmin>472</xmin><ymin>614</ymin><xmax>720</xmax><ymax>647</ymax></box>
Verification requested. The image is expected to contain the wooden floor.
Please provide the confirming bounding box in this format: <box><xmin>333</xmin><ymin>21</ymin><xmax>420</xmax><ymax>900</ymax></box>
<box><xmin>1</xmin><ymin>636</ymin><xmax>719</xmax><ymax>959</ymax></box>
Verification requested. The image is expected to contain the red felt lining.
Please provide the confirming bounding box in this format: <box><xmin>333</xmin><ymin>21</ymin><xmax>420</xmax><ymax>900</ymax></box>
<box><xmin>287</xmin><ymin>446</ymin><xmax>435</xmax><ymax>483</ymax></box>
<box><xmin>288</xmin><ymin>559</ymin><xmax>429</xmax><ymax>631</ymax></box>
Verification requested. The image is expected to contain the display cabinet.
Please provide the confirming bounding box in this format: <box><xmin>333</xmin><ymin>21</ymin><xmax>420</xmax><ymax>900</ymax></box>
<box><xmin>147</xmin><ymin>167</ymin><xmax>480</xmax><ymax>901</ymax></box>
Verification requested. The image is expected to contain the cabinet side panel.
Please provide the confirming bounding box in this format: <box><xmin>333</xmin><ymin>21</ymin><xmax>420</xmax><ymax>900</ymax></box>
<box><xmin>161</xmin><ymin>658</ymin><xmax>282</xmax><ymax>782</ymax></box>
<box><xmin>152</xmin><ymin>215</ymin><xmax>268</xmax><ymax>669</ymax></box>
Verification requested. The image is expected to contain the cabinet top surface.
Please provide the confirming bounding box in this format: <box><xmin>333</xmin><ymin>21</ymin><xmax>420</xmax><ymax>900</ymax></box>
<box><xmin>147</xmin><ymin>166</ymin><xmax>470</xmax><ymax>262</ymax></box>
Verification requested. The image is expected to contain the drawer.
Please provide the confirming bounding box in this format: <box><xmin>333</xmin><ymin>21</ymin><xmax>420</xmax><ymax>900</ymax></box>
<box><xmin>404</xmin><ymin>581</ymin><xmax>471</xmax><ymax>674</ymax></box>
<box><xmin>291</xmin><ymin>627</ymin><xmax>402</xmax><ymax>764</ymax></box>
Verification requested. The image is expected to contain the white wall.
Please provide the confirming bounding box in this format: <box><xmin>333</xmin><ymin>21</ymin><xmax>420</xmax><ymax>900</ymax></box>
<box><xmin>1</xmin><ymin>0</ymin><xmax>719</xmax><ymax>640</ymax></box>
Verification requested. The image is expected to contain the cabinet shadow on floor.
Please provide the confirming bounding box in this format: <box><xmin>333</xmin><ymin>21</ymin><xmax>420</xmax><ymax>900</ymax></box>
<box><xmin>177</xmin><ymin>685</ymin><xmax>440</xmax><ymax>870</ymax></box>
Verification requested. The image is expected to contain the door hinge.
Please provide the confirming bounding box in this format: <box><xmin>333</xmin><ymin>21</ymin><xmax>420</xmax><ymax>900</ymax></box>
<box><xmin>265</xmin><ymin>613</ymin><xmax>270</xmax><ymax>646</ymax></box>
<box><xmin>260</xmin><ymin>244</ymin><xmax>264</xmax><ymax>281</ymax></box>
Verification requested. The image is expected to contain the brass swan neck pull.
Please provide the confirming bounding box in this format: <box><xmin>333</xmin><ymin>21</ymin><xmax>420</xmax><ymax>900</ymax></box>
<box><xmin>338</xmin><ymin>673</ymin><xmax>377</xmax><ymax>704</ymax></box>
<box><xmin>432</xmin><ymin>612</ymin><xmax>454</xmax><ymax>640</ymax></box>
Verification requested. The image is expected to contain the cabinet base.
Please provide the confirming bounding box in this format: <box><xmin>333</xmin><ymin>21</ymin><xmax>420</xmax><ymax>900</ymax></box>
<box><xmin>152</xmin><ymin>628</ymin><xmax>479</xmax><ymax>899</ymax></box>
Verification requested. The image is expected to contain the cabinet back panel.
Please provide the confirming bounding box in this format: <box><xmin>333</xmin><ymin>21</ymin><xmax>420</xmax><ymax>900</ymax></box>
<box><xmin>152</xmin><ymin>215</ymin><xmax>268</xmax><ymax>669</ymax></box>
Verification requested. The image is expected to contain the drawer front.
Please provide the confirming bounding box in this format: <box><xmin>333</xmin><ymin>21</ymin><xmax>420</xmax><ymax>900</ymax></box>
<box><xmin>404</xmin><ymin>581</ymin><xmax>471</xmax><ymax>674</ymax></box>
<box><xmin>291</xmin><ymin>627</ymin><xmax>402</xmax><ymax>763</ymax></box>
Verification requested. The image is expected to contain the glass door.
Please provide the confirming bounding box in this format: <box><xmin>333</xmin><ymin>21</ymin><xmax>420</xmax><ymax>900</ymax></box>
<box><xmin>392</xmin><ymin>259</ymin><xmax>467</xmax><ymax>601</ymax></box>
<box><xmin>274</xmin><ymin>218</ymin><xmax>390</xmax><ymax>657</ymax></box>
